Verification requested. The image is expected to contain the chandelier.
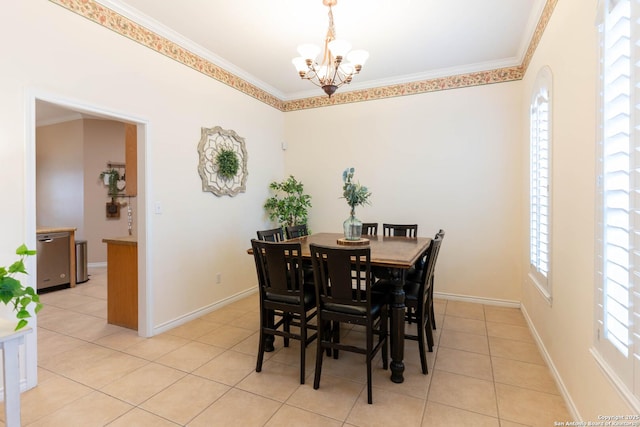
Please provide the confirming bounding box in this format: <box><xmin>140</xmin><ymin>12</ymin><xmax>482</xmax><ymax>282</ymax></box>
<box><xmin>291</xmin><ymin>0</ymin><xmax>369</xmax><ymax>97</ymax></box>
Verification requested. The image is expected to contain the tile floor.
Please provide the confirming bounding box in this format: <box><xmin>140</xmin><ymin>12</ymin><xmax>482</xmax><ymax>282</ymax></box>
<box><xmin>1</xmin><ymin>267</ymin><xmax>571</xmax><ymax>426</ymax></box>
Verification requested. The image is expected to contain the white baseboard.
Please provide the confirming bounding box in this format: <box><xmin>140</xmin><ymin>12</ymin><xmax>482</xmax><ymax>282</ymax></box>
<box><xmin>434</xmin><ymin>291</ymin><xmax>521</xmax><ymax>308</ymax></box>
<box><xmin>520</xmin><ymin>304</ymin><xmax>580</xmax><ymax>420</ymax></box>
<box><xmin>153</xmin><ymin>287</ymin><xmax>258</xmax><ymax>335</ymax></box>
<box><xmin>88</xmin><ymin>262</ymin><xmax>107</xmax><ymax>268</ymax></box>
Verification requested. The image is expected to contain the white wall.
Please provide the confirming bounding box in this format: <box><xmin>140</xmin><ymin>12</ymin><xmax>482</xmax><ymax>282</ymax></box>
<box><xmin>521</xmin><ymin>0</ymin><xmax>633</xmax><ymax>417</ymax></box>
<box><xmin>36</xmin><ymin>120</ymin><xmax>84</xmax><ymax>232</ymax></box>
<box><xmin>2</xmin><ymin>0</ymin><xmax>284</xmax><ymax>389</ymax></box>
<box><xmin>284</xmin><ymin>83</ymin><xmax>524</xmax><ymax>303</ymax></box>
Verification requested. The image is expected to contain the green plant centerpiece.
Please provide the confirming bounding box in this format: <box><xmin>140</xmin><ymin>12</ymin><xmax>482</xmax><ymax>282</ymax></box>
<box><xmin>216</xmin><ymin>147</ymin><xmax>240</xmax><ymax>179</ymax></box>
<box><xmin>264</xmin><ymin>175</ymin><xmax>312</xmax><ymax>229</ymax></box>
<box><xmin>0</xmin><ymin>245</ymin><xmax>42</xmax><ymax>331</ymax></box>
<box><xmin>342</xmin><ymin>167</ymin><xmax>371</xmax><ymax>240</ymax></box>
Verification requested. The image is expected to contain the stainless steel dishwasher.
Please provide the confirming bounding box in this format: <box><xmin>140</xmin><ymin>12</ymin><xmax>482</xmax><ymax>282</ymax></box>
<box><xmin>36</xmin><ymin>232</ymin><xmax>71</xmax><ymax>290</ymax></box>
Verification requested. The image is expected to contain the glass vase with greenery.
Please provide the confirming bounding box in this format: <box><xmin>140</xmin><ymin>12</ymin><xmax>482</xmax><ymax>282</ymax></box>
<box><xmin>342</xmin><ymin>167</ymin><xmax>371</xmax><ymax>240</ymax></box>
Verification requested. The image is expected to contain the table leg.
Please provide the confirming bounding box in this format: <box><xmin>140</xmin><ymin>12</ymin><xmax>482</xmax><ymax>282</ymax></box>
<box><xmin>389</xmin><ymin>270</ymin><xmax>406</xmax><ymax>383</ymax></box>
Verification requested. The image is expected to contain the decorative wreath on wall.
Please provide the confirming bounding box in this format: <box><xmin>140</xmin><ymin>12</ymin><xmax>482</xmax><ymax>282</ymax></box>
<box><xmin>197</xmin><ymin>126</ymin><xmax>248</xmax><ymax>197</ymax></box>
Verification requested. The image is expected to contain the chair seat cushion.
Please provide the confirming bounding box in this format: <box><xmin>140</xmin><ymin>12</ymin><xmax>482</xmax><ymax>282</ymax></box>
<box><xmin>402</xmin><ymin>280</ymin><xmax>421</xmax><ymax>302</ymax></box>
<box><xmin>323</xmin><ymin>288</ymin><xmax>386</xmax><ymax>316</ymax></box>
<box><xmin>266</xmin><ymin>284</ymin><xmax>315</xmax><ymax>306</ymax></box>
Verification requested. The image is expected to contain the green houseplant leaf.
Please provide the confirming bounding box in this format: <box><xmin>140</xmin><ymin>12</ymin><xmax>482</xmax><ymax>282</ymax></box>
<box><xmin>0</xmin><ymin>245</ymin><xmax>42</xmax><ymax>331</ymax></box>
<box><xmin>263</xmin><ymin>175</ymin><xmax>312</xmax><ymax>229</ymax></box>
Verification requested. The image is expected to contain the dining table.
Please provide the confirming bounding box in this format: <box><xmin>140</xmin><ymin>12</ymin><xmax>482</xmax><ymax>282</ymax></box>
<box><xmin>251</xmin><ymin>232</ymin><xmax>432</xmax><ymax>384</ymax></box>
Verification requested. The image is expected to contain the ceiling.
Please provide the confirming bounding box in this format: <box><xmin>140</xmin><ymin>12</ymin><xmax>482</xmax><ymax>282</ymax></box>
<box><xmin>97</xmin><ymin>0</ymin><xmax>546</xmax><ymax>101</ymax></box>
<box><xmin>37</xmin><ymin>0</ymin><xmax>546</xmax><ymax>125</ymax></box>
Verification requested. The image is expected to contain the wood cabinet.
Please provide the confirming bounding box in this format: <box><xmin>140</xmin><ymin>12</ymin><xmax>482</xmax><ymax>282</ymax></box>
<box><xmin>125</xmin><ymin>123</ymin><xmax>137</xmax><ymax>197</ymax></box>
<box><xmin>102</xmin><ymin>237</ymin><xmax>137</xmax><ymax>330</ymax></box>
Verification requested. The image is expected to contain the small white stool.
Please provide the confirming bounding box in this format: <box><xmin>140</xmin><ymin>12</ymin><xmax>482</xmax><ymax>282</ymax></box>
<box><xmin>0</xmin><ymin>322</ymin><xmax>32</xmax><ymax>427</ymax></box>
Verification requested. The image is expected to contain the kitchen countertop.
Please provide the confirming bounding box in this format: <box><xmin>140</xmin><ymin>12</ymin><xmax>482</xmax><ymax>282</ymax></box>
<box><xmin>102</xmin><ymin>236</ymin><xmax>137</xmax><ymax>245</ymax></box>
<box><xmin>37</xmin><ymin>227</ymin><xmax>76</xmax><ymax>234</ymax></box>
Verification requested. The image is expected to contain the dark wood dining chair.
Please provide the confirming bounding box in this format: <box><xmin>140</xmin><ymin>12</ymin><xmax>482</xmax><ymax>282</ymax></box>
<box><xmin>382</xmin><ymin>223</ymin><xmax>418</xmax><ymax>237</ymax></box>
<box><xmin>374</xmin><ymin>233</ymin><xmax>443</xmax><ymax>374</ymax></box>
<box><xmin>285</xmin><ymin>223</ymin><xmax>308</xmax><ymax>239</ymax></box>
<box><xmin>256</xmin><ymin>227</ymin><xmax>285</xmax><ymax>242</ymax></box>
<box><xmin>309</xmin><ymin>243</ymin><xmax>388</xmax><ymax>404</ymax></box>
<box><xmin>251</xmin><ymin>239</ymin><xmax>318</xmax><ymax>384</ymax></box>
<box><xmin>361</xmin><ymin>222</ymin><xmax>378</xmax><ymax>236</ymax></box>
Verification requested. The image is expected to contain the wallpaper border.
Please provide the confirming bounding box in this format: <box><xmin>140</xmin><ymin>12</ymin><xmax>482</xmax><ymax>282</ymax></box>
<box><xmin>48</xmin><ymin>0</ymin><xmax>558</xmax><ymax>112</ymax></box>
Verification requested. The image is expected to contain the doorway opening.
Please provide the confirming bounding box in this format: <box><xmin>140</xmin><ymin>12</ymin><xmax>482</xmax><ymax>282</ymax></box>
<box><xmin>30</xmin><ymin>95</ymin><xmax>149</xmax><ymax>337</ymax></box>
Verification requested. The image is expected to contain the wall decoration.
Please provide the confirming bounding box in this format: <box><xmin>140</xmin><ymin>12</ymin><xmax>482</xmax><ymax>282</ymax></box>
<box><xmin>197</xmin><ymin>126</ymin><xmax>248</xmax><ymax>196</ymax></box>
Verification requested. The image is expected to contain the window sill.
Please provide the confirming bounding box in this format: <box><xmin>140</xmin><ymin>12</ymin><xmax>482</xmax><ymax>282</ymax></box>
<box><xmin>529</xmin><ymin>272</ymin><xmax>552</xmax><ymax>306</ymax></box>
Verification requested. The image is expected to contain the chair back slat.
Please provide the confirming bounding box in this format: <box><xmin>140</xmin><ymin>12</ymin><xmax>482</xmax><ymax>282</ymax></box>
<box><xmin>257</xmin><ymin>227</ymin><xmax>285</xmax><ymax>242</ymax></box>
<box><xmin>361</xmin><ymin>222</ymin><xmax>378</xmax><ymax>236</ymax></box>
<box><xmin>382</xmin><ymin>223</ymin><xmax>418</xmax><ymax>237</ymax></box>
<box><xmin>285</xmin><ymin>224</ymin><xmax>309</xmax><ymax>239</ymax></box>
<box><xmin>310</xmin><ymin>244</ymin><xmax>371</xmax><ymax>308</ymax></box>
<box><xmin>251</xmin><ymin>239</ymin><xmax>304</xmax><ymax>297</ymax></box>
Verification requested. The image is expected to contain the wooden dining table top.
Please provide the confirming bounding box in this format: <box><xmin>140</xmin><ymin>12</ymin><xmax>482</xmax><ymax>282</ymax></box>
<box><xmin>251</xmin><ymin>232</ymin><xmax>432</xmax><ymax>270</ymax></box>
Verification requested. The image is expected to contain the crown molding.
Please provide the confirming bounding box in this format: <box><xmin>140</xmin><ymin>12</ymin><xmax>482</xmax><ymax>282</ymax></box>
<box><xmin>48</xmin><ymin>0</ymin><xmax>558</xmax><ymax>112</ymax></box>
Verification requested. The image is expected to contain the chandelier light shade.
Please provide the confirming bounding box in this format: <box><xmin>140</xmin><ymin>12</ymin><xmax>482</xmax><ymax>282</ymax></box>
<box><xmin>292</xmin><ymin>0</ymin><xmax>369</xmax><ymax>97</ymax></box>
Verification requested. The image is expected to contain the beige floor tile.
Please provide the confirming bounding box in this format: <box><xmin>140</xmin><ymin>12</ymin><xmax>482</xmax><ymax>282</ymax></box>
<box><xmin>27</xmin><ymin>391</ymin><xmax>132</xmax><ymax>427</ymax></box>
<box><xmin>101</xmin><ymin>362</ymin><xmax>186</xmax><ymax>405</ymax></box>
<box><xmin>192</xmin><ymin>349</ymin><xmax>256</xmax><ymax>386</ymax></box>
<box><xmin>438</xmin><ymin>328</ymin><xmax>490</xmax><ymax>354</ymax></box>
<box><xmin>433</xmin><ymin>298</ymin><xmax>447</xmax><ymax>315</ymax></box>
<box><xmin>64</xmin><ymin>350</ymin><xmax>147</xmax><ymax>389</ymax></box>
<box><xmin>1</xmin><ymin>374</ymin><xmax>93</xmax><ymax>424</ymax></box>
<box><xmin>106</xmin><ymin>407</ymin><xmax>181</xmax><ymax>426</ymax></box>
<box><xmin>195</xmin><ymin>325</ymin><xmax>255</xmax><ymax>349</ymax></box>
<box><xmin>484</xmin><ymin>306</ymin><xmax>527</xmax><ymax>326</ymax></box>
<box><xmin>39</xmin><ymin>291</ymin><xmax>100</xmax><ymax>310</ymax></box>
<box><xmin>492</xmin><ymin>357</ymin><xmax>559</xmax><ymax>395</ymax></box>
<box><xmin>156</xmin><ymin>340</ymin><xmax>225</xmax><ymax>372</ymax></box>
<box><xmin>230</xmin><ymin>331</ymin><xmax>271</xmax><ymax>358</ymax></box>
<box><xmin>189</xmin><ymin>388</ymin><xmax>281</xmax><ymax>427</ymax></box>
<box><xmin>500</xmin><ymin>420</ymin><xmax>533</xmax><ymax>427</ymax></box>
<box><xmin>446</xmin><ymin>300</ymin><xmax>486</xmax><ymax>320</ymax></box>
<box><xmin>200</xmin><ymin>307</ymin><xmax>248</xmax><ymax>324</ymax></box>
<box><xmin>434</xmin><ymin>347</ymin><xmax>493</xmax><ymax>381</ymax></box>
<box><xmin>61</xmin><ymin>315</ymin><xmax>124</xmax><ymax>342</ymax></box>
<box><xmin>262</xmin><ymin>338</ymin><xmax>317</xmax><ymax>370</ymax></box>
<box><xmin>443</xmin><ymin>316</ymin><xmax>487</xmax><ymax>336</ymax></box>
<box><xmin>488</xmin><ymin>336</ymin><xmax>545</xmax><ymax>365</ymax></box>
<box><xmin>39</xmin><ymin>342</ymin><xmax>117</xmax><ymax>375</ymax></box>
<box><xmin>37</xmin><ymin>329</ymin><xmax>85</xmax><ymax>359</ymax></box>
<box><xmin>237</xmin><ymin>359</ymin><xmax>304</xmax><ymax>401</ymax></box>
<box><xmin>346</xmin><ymin>386</ymin><xmax>426</xmax><ymax>426</ymax></box>
<box><xmin>496</xmin><ymin>383</ymin><xmax>570</xmax><ymax>427</ymax></box>
<box><xmin>163</xmin><ymin>318</ymin><xmax>221</xmax><ymax>340</ymax></box>
<box><xmin>234</xmin><ymin>311</ymin><xmax>260</xmax><ymax>331</ymax></box>
<box><xmin>123</xmin><ymin>333</ymin><xmax>191</xmax><ymax>360</ymax></box>
<box><xmin>265</xmin><ymin>404</ymin><xmax>343</xmax><ymax>427</ymax></box>
<box><xmin>428</xmin><ymin>370</ymin><xmax>498</xmax><ymax>417</ymax></box>
<box><xmin>94</xmin><ymin>329</ymin><xmax>147</xmax><ymax>351</ymax></box>
<box><xmin>486</xmin><ymin>322</ymin><xmax>533</xmax><ymax>343</ymax></box>
<box><xmin>372</xmin><ymin>356</ymin><xmax>432</xmax><ymax>399</ymax></box>
<box><xmin>286</xmin><ymin>374</ymin><xmax>363</xmax><ymax>422</ymax></box>
<box><xmin>28</xmin><ymin>272</ymin><xmax>571</xmax><ymax>427</ymax></box>
<box><xmin>422</xmin><ymin>401</ymin><xmax>500</xmax><ymax>427</ymax></box>
<box><xmin>140</xmin><ymin>374</ymin><xmax>229</xmax><ymax>425</ymax></box>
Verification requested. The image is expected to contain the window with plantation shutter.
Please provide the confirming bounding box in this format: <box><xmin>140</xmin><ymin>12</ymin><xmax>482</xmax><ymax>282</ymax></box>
<box><xmin>530</xmin><ymin>66</ymin><xmax>552</xmax><ymax>301</ymax></box>
<box><xmin>594</xmin><ymin>0</ymin><xmax>640</xmax><ymax>409</ymax></box>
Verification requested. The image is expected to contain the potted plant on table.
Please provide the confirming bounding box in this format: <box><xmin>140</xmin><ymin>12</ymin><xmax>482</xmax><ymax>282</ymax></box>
<box><xmin>0</xmin><ymin>244</ymin><xmax>42</xmax><ymax>331</ymax></box>
<box><xmin>263</xmin><ymin>175</ymin><xmax>312</xmax><ymax>230</ymax></box>
<box><xmin>342</xmin><ymin>167</ymin><xmax>371</xmax><ymax>240</ymax></box>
